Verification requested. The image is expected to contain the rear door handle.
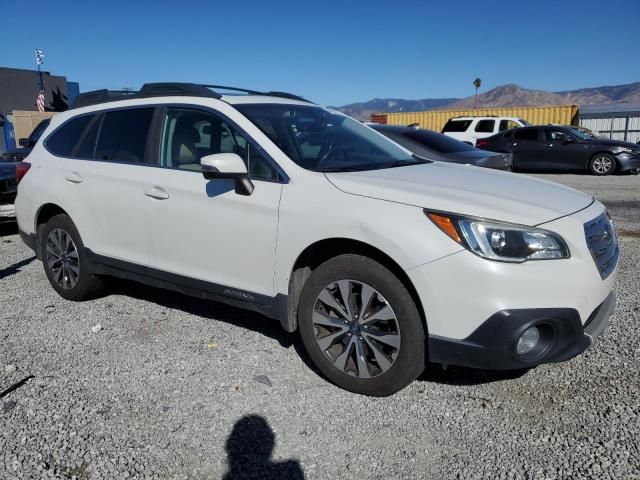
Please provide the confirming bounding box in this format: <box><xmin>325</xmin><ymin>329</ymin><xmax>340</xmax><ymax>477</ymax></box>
<box><xmin>64</xmin><ymin>172</ymin><xmax>83</xmax><ymax>184</ymax></box>
<box><xmin>144</xmin><ymin>186</ymin><xmax>170</xmax><ymax>200</ymax></box>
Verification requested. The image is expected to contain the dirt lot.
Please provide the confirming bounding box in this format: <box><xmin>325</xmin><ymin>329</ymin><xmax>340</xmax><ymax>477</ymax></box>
<box><xmin>1</xmin><ymin>173</ymin><xmax>639</xmax><ymax>479</ymax></box>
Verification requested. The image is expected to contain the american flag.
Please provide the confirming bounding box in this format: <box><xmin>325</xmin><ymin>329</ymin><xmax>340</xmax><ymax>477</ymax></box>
<box><xmin>36</xmin><ymin>86</ymin><xmax>45</xmax><ymax>112</ymax></box>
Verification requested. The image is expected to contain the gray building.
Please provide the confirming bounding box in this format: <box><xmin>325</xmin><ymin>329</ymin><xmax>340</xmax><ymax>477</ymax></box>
<box><xmin>579</xmin><ymin>103</ymin><xmax>640</xmax><ymax>143</ymax></box>
<box><xmin>0</xmin><ymin>66</ymin><xmax>75</xmax><ymax>151</ymax></box>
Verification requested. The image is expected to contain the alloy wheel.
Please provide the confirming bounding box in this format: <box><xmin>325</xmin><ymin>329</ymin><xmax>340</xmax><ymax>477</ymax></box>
<box><xmin>592</xmin><ymin>156</ymin><xmax>613</xmax><ymax>174</ymax></box>
<box><xmin>312</xmin><ymin>279</ymin><xmax>401</xmax><ymax>378</ymax></box>
<box><xmin>46</xmin><ymin>228</ymin><xmax>80</xmax><ymax>289</ymax></box>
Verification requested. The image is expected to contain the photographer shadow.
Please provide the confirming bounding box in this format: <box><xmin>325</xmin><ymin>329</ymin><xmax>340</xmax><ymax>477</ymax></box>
<box><xmin>223</xmin><ymin>415</ymin><xmax>304</xmax><ymax>480</ymax></box>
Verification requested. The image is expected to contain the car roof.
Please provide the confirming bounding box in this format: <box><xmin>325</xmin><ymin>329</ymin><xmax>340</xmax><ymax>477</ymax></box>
<box><xmin>448</xmin><ymin>116</ymin><xmax>521</xmax><ymax>121</ymax></box>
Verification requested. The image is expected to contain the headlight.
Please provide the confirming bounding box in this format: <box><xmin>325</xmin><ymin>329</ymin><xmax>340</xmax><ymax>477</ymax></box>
<box><xmin>426</xmin><ymin>211</ymin><xmax>570</xmax><ymax>262</ymax></box>
<box><xmin>613</xmin><ymin>146</ymin><xmax>633</xmax><ymax>154</ymax></box>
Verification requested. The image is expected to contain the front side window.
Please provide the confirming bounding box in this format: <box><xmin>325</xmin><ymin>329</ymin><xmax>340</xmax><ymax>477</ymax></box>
<box><xmin>236</xmin><ymin>104</ymin><xmax>427</xmax><ymax>172</ymax></box>
<box><xmin>45</xmin><ymin>114</ymin><xmax>94</xmax><ymax>157</ymax></box>
<box><xmin>160</xmin><ymin>108</ymin><xmax>279</xmax><ymax>180</ymax></box>
<box><xmin>475</xmin><ymin>120</ymin><xmax>495</xmax><ymax>133</ymax></box>
<box><xmin>545</xmin><ymin>129</ymin><xmax>573</xmax><ymax>142</ymax></box>
<box><xmin>95</xmin><ymin>108</ymin><xmax>154</xmax><ymax>163</ymax></box>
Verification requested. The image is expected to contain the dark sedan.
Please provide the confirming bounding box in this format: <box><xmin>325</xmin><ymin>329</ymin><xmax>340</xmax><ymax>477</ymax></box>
<box><xmin>369</xmin><ymin>124</ymin><xmax>512</xmax><ymax>170</ymax></box>
<box><xmin>476</xmin><ymin>125</ymin><xmax>640</xmax><ymax>175</ymax></box>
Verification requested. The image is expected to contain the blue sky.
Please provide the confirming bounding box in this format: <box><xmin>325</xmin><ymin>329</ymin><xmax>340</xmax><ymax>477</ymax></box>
<box><xmin>2</xmin><ymin>0</ymin><xmax>639</xmax><ymax>106</ymax></box>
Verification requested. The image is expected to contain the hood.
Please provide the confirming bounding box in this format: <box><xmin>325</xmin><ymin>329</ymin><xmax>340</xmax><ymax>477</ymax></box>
<box><xmin>325</xmin><ymin>162</ymin><xmax>593</xmax><ymax>226</ymax></box>
<box><xmin>585</xmin><ymin>139</ymin><xmax>640</xmax><ymax>149</ymax></box>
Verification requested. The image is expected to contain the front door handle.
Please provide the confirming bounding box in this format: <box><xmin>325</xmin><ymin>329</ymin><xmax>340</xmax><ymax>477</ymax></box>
<box><xmin>144</xmin><ymin>186</ymin><xmax>170</xmax><ymax>200</ymax></box>
<box><xmin>64</xmin><ymin>172</ymin><xmax>83</xmax><ymax>184</ymax></box>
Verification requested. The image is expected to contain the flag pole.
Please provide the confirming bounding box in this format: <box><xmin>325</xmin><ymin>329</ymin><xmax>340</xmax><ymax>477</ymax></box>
<box><xmin>35</xmin><ymin>49</ymin><xmax>45</xmax><ymax>111</ymax></box>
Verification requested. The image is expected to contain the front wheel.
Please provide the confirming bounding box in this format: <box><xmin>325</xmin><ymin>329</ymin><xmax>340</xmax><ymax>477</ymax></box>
<box><xmin>589</xmin><ymin>154</ymin><xmax>616</xmax><ymax>176</ymax></box>
<box><xmin>297</xmin><ymin>254</ymin><xmax>425</xmax><ymax>396</ymax></box>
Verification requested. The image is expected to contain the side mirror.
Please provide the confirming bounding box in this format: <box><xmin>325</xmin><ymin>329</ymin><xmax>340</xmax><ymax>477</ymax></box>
<box><xmin>18</xmin><ymin>138</ymin><xmax>29</xmax><ymax>147</ymax></box>
<box><xmin>200</xmin><ymin>153</ymin><xmax>254</xmax><ymax>196</ymax></box>
<box><xmin>562</xmin><ymin>137</ymin><xmax>574</xmax><ymax>145</ymax></box>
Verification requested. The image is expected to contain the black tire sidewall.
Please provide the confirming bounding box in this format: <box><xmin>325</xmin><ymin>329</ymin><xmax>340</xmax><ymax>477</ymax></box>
<box><xmin>39</xmin><ymin>214</ymin><xmax>99</xmax><ymax>301</ymax></box>
<box><xmin>589</xmin><ymin>154</ymin><xmax>616</xmax><ymax>176</ymax></box>
<box><xmin>298</xmin><ymin>254</ymin><xmax>425</xmax><ymax>396</ymax></box>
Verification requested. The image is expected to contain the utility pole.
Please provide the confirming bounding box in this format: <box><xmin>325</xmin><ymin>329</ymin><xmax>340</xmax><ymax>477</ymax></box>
<box><xmin>473</xmin><ymin>78</ymin><xmax>482</xmax><ymax>109</ymax></box>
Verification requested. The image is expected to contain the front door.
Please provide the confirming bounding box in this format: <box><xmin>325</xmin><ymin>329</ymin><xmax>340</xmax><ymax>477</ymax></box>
<box><xmin>146</xmin><ymin>106</ymin><xmax>284</xmax><ymax>298</ymax></box>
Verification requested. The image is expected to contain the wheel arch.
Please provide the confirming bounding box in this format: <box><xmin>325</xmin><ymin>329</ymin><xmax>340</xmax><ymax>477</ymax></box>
<box><xmin>35</xmin><ymin>203</ymin><xmax>70</xmax><ymax>233</ymax></box>
<box><xmin>283</xmin><ymin>237</ymin><xmax>427</xmax><ymax>336</ymax></box>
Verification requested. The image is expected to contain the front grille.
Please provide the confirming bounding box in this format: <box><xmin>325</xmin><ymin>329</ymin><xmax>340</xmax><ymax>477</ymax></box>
<box><xmin>584</xmin><ymin>213</ymin><xmax>619</xmax><ymax>279</ymax></box>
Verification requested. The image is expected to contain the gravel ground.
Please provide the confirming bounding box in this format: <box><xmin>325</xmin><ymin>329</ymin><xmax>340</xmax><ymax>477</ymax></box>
<box><xmin>1</xmin><ymin>173</ymin><xmax>639</xmax><ymax>480</ymax></box>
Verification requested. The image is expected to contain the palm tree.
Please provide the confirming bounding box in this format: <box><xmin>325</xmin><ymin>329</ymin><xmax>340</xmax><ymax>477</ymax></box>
<box><xmin>473</xmin><ymin>78</ymin><xmax>482</xmax><ymax>109</ymax></box>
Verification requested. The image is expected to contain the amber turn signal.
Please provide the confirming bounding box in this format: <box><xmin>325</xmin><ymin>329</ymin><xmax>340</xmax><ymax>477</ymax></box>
<box><xmin>427</xmin><ymin>213</ymin><xmax>462</xmax><ymax>244</ymax></box>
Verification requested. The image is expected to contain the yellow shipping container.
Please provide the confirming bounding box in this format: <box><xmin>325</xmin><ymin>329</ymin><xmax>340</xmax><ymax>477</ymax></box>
<box><xmin>377</xmin><ymin>105</ymin><xmax>579</xmax><ymax>132</ymax></box>
<box><xmin>12</xmin><ymin>110</ymin><xmax>55</xmax><ymax>141</ymax></box>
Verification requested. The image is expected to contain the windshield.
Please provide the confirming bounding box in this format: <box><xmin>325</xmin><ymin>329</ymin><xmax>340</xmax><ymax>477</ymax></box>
<box><xmin>569</xmin><ymin>128</ymin><xmax>592</xmax><ymax>140</ymax></box>
<box><xmin>518</xmin><ymin>119</ymin><xmax>531</xmax><ymax>126</ymax></box>
<box><xmin>571</xmin><ymin>127</ymin><xmax>596</xmax><ymax>140</ymax></box>
<box><xmin>403</xmin><ymin>129</ymin><xmax>476</xmax><ymax>153</ymax></box>
<box><xmin>235</xmin><ymin>104</ymin><xmax>429</xmax><ymax>172</ymax></box>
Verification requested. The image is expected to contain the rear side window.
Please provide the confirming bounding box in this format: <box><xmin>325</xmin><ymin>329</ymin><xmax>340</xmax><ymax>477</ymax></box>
<box><xmin>95</xmin><ymin>108</ymin><xmax>154</xmax><ymax>163</ymax></box>
<box><xmin>513</xmin><ymin>128</ymin><xmax>539</xmax><ymax>141</ymax></box>
<box><xmin>442</xmin><ymin>119</ymin><xmax>472</xmax><ymax>133</ymax></box>
<box><xmin>474</xmin><ymin>120</ymin><xmax>495</xmax><ymax>133</ymax></box>
<box><xmin>45</xmin><ymin>115</ymin><xmax>94</xmax><ymax>157</ymax></box>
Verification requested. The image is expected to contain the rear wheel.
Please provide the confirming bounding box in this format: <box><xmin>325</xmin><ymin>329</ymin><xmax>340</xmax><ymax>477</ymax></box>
<box><xmin>589</xmin><ymin>154</ymin><xmax>616</xmax><ymax>176</ymax></box>
<box><xmin>40</xmin><ymin>214</ymin><xmax>104</xmax><ymax>300</ymax></box>
<box><xmin>298</xmin><ymin>254</ymin><xmax>425</xmax><ymax>396</ymax></box>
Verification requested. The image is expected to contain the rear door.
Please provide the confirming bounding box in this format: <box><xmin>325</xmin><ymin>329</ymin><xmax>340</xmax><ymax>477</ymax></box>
<box><xmin>510</xmin><ymin>127</ymin><xmax>545</xmax><ymax>170</ymax></box>
<box><xmin>51</xmin><ymin>107</ymin><xmax>156</xmax><ymax>265</ymax></box>
<box><xmin>471</xmin><ymin>119</ymin><xmax>496</xmax><ymax>144</ymax></box>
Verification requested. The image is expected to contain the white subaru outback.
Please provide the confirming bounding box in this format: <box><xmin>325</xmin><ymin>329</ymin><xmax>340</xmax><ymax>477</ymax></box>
<box><xmin>15</xmin><ymin>83</ymin><xmax>617</xmax><ymax>396</ymax></box>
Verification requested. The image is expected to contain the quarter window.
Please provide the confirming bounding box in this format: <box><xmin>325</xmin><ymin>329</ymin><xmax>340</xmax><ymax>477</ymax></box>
<box><xmin>45</xmin><ymin>115</ymin><xmax>94</xmax><ymax>157</ymax></box>
<box><xmin>160</xmin><ymin>108</ymin><xmax>279</xmax><ymax>181</ymax></box>
<box><xmin>475</xmin><ymin>120</ymin><xmax>495</xmax><ymax>133</ymax></box>
<box><xmin>95</xmin><ymin>108</ymin><xmax>154</xmax><ymax>163</ymax></box>
<box><xmin>442</xmin><ymin>119</ymin><xmax>472</xmax><ymax>133</ymax></box>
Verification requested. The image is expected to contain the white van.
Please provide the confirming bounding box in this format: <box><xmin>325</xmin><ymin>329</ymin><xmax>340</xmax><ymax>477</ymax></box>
<box><xmin>442</xmin><ymin>116</ymin><xmax>529</xmax><ymax>145</ymax></box>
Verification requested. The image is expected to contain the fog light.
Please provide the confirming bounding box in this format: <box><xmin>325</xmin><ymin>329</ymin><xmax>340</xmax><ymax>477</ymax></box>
<box><xmin>517</xmin><ymin>326</ymin><xmax>540</xmax><ymax>355</ymax></box>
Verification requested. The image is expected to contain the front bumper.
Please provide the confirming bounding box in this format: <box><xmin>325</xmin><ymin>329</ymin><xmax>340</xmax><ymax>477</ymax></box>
<box><xmin>615</xmin><ymin>152</ymin><xmax>640</xmax><ymax>172</ymax></box>
<box><xmin>428</xmin><ymin>291</ymin><xmax>615</xmax><ymax>370</ymax></box>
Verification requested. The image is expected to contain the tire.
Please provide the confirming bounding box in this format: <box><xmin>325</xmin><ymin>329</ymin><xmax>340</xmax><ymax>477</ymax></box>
<box><xmin>588</xmin><ymin>153</ymin><xmax>616</xmax><ymax>176</ymax></box>
<box><xmin>297</xmin><ymin>254</ymin><xmax>425</xmax><ymax>396</ymax></box>
<box><xmin>39</xmin><ymin>213</ymin><xmax>104</xmax><ymax>301</ymax></box>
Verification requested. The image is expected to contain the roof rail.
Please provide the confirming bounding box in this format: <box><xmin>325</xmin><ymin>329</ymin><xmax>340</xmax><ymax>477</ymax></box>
<box><xmin>71</xmin><ymin>82</ymin><xmax>311</xmax><ymax>109</ymax></box>
<box><xmin>203</xmin><ymin>84</ymin><xmax>311</xmax><ymax>103</ymax></box>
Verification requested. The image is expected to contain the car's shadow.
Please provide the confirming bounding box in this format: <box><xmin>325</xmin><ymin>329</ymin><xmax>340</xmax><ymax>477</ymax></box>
<box><xmin>109</xmin><ymin>280</ymin><xmax>527</xmax><ymax>388</ymax></box>
<box><xmin>109</xmin><ymin>279</ymin><xmax>294</xmax><ymax>348</ymax></box>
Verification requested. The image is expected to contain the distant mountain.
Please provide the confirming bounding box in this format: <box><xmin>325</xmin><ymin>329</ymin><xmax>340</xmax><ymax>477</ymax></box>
<box><xmin>336</xmin><ymin>82</ymin><xmax>640</xmax><ymax>119</ymax></box>
<box><xmin>334</xmin><ymin>97</ymin><xmax>459</xmax><ymax>120</ymax></box>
